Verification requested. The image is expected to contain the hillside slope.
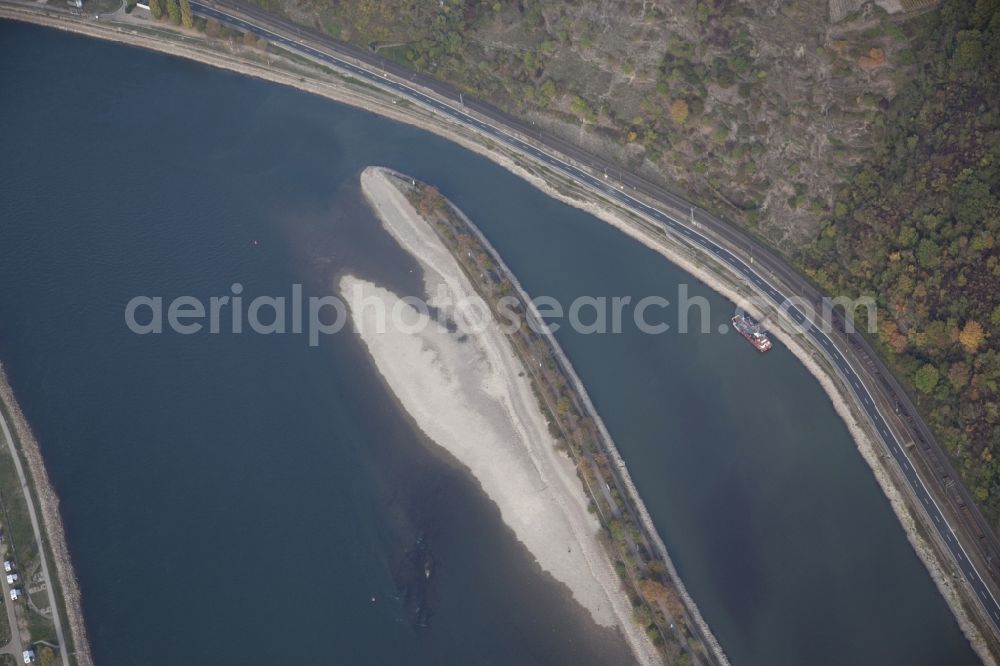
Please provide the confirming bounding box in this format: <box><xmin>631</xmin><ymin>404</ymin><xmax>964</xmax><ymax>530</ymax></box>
<box><xmin>800</xmin><ymin>0</ymin><xmax>1000</xmax><ymax>525</ymax></box>
<box><xmin>274</xmin><ymin>0</ymin><xmax>915</xmax><ymax>248</ymax></box>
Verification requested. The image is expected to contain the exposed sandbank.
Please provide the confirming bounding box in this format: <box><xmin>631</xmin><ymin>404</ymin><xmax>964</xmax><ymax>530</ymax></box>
<box><xmin>342</xmin><ymin>167</ymin><xmax>661</xmax><ymax>665</ymax></box>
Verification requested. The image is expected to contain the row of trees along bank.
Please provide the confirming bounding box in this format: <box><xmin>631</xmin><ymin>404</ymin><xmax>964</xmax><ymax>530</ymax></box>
<box><xmin>147</xmin><ymin>0</ymin><xmax>193</xmax><ymax>28</ymax></box>
<box><xmin>401</xmin><ymin>177</ymin><xmax>714</xmax><ymax>666</ymax></box>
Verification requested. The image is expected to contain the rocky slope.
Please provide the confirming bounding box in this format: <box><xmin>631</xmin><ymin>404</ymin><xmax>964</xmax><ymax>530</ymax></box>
<box><xmin>276</xmin><ymin>0</ymin><xmax>920</xmax><ymax>249</ymax></box>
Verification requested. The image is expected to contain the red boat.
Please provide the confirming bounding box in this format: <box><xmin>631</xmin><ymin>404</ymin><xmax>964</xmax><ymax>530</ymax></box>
<box><xmin>732</xmin><ymin>313</ymin><xmax>772</xmax><ymax>352</ymax></box>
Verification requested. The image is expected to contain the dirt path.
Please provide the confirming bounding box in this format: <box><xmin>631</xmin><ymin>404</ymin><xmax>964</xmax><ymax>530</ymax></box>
<box><xmin>0</xmin><ymin>563</ymin><xmax>24</xmax><ymax>663</ymax></box>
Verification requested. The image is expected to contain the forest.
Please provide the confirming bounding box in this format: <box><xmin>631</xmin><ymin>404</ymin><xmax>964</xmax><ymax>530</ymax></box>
<box><xmin>799</xmin><ymin>0</ymin><xmax>1000</xmax><ymax>522</ymax></box>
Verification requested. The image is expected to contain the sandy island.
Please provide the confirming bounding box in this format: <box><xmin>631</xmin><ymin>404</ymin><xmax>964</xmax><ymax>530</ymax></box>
<box><xmin>342</xmin><ymin>167</ymin><xmax>661</xmax><ymax>665</ymax></box>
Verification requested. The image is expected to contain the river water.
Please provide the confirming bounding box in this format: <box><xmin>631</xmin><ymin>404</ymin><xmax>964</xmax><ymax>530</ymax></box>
<box><xmin>0</xmin><ymin>20</ymin><xmax>977</xmax><ymax>665</ymax></box>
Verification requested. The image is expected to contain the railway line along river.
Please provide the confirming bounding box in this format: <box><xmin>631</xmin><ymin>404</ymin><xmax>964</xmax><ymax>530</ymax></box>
<box><xmin>0</xmin><ymin>19</ymin><xmax>980</xmax><ymax>665</ymax></box>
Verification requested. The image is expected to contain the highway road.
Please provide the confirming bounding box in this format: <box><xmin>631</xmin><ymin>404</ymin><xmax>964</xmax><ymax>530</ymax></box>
<box><xmin>190</xmin><ymin>0</ymin><xmax>1000</xmax><ymax>636</ymax></box>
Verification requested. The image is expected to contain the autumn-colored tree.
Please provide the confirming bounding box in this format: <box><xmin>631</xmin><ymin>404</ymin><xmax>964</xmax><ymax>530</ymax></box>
<box><xmin>555</xmin><ymin>395</ymin><xmax>572</xmax><ymax>416</ymax></box>
<box><xmin>180</xmin><ymin>0</ymin><xmax>193</xmax><ymax>28</ymax></box>
<box><xmin>669</xmin><ymin>99</ymin><xmax>689</xmax><ymax>124</ymax></box>
<box><xmin>647</xmin><ymin>559</ymin><xmax>667</xmax><ymax>577</ymax></box>
<box><xmin>418</xmin><ymin>186</ymin><xmax>442</xmax><ymax>217</ymax></box>
<box><xmin>639</xmin><ymin>578</ymin><xmax>687</xmax><ymax>618</ymax></box>
<box><xmin>204</xmin><ymin>17</ymin><xmax>221</xmax><ymax>36</ymax></box>
<box><xmin>148</xmin><ymin>0</ymin><xmax>162</xmax><ymax>19</ymax></box>
<box><xmin>639</xmin><ymin>578</ymin><xmax>668</xmax><ymax>603</ymax></box>
<box><xmin>959</xmin><ymin>320</ymin><xmax>986</xmax><ymax>353</ymax></box>
<box><xmin>858</xmin><ymin>47</ymin><xmax>887</xmax><ymax>69</ymax></box>
<box><xmin>879</xmin><ymin>319</ymin><xmax>909</xmax><ymax>354</ymax></box>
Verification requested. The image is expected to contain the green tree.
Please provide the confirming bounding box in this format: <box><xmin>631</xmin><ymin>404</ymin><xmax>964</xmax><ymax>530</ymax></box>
<box><xmin>537</xmin><ymin>79</ymin><xmax>556</xmax><ymax>107</ymax></box>
<box><xmin>148</xmin><ymin>0</ymin><xmax>162</xmax><ymax>19</ymax></box>
<box><xmin>914</xmin><ymin>363</ymin><xmax>940</xmax><ymax>394</ymax></box>
<box><xmin>38</xmin><ymin>647</ymin><xmax>57</xmax><ymax>666</ymax></box>
<box><xmin>953</xmin><ymin>30</ymin><xmax>985</xmax><ymax>69</ymax></box>
<box><xmin>916</xmin><ymin>238</ymin><xmax>940</xmax><ymax>268</ymax></box>
<box><xmin>633</xmin><ymin>603</ymin><xmax>653</xmax><ymax>626</ymax></box>
<box><xmin>570</xmin><ymin>95</ymin><xmax>596</xmax><ymax>123</ymax></box>
<box><xmin>165</xmin><ymin>0</ymin><xmax>180</xmax><ymax>24</ymax></box>
<box><xmin>180</xmin><ymin>0</ymin><xmax>193</xmax><ymax>28</ymax></box>
<box><xmin>897</xmin><ymin>225</ymin><xmax>918</xmax><ymax>247</ymax></box>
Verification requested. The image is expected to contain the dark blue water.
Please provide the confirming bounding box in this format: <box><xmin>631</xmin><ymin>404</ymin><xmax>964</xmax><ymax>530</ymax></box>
<box><xmin>0</xmin><ymin>20</ymin><xmax>978</xmax><ymax>665</ymax></box>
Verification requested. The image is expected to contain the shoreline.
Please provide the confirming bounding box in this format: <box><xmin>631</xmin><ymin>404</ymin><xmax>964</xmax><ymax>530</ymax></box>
<box><xmin>0</xmin><ymin>365</ymin><xmax>92</xmax><ymax>666</ymax></box>
<box><xmin>347</xmin><ymin>167</ymin><xmax>661</xmax><ymax>664</ymax></box>
<box><xmin>0</xmin><ymin>8</ymin><xmax>991</xmax><ymax>659</ymax></box>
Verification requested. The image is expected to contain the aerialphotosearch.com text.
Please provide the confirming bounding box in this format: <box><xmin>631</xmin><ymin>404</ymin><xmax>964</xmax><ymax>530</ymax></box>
<box><xmin>124</xmin><ymin>282</ymin><xmax>877</xmax><ymax>347</ymax></box>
